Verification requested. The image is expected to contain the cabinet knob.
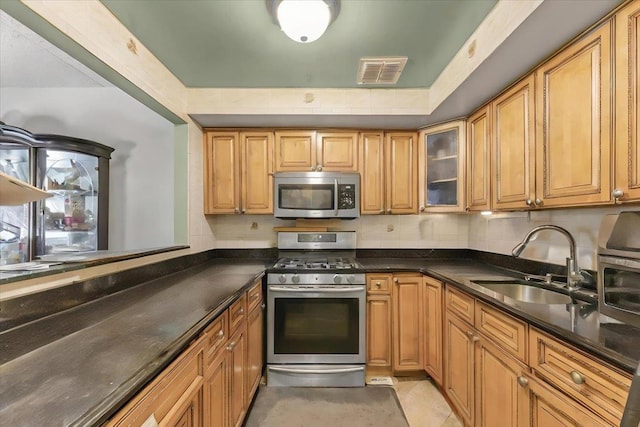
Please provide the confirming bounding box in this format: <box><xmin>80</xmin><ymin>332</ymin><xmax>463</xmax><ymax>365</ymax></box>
<box><xmin>387</xmin><ymin>209</ymin><xmax>392</xmax><ymax>214</ymax></box>
<box><xmin>612</xmin><ymin>188</ymin><xmax>624</xmax><ymax>201</ymax></box>
<box><xmin>241</xmin><ymin>208</ymin><xmax>246</xmax><ymax>214</ymax></box>
<box><xmin>534</xmin><ymin>198</ymin><xmax>543</xmax><ymax>207</ymax></box>
<box><xmin>525</xmin><ymin>198</ymin><xmax>534</xmax><ymax>207</ymax></box>
<box><xmin>569</xmin><ymin>370</ymin><xmax>585</xmax><ymax>385</ymax></box>
<box><xmin>393</xmin><ymin>278</ymin><xmax>399</xmax><ymax>283</ymax></box>
<box><xmin>517</xmin><ymin>376</ymin><xmax>529</xmax><ymax>387</ymax></box>
<box><xmin>234</xmin><ymin>207</ymin><xmax>240</xmax><ymax>213</ymax></box>
<box><xmin>316</xmin><ymin>165</ymin><xmax>323</xmax><ymax>171</ymax></box>
<box><xmin>311</xmin><ymin>166</ymin><xmax>316</xmax><ymax>171</ymax></box>
<box><xmin>375</xmin><ymin>282</ymin><xmax>381</xmax><ymax>288</ymax></box>
<box><xmin>218</xmin><ymin>330</ymin><xmax>224</xmax><ymax>337</ymax></box>
<box><xmin>238</xmin><ymin>307</ymin><xmax>244</xmax><ymax>314</ymax></box>
<box><xmin>227</xmin><ymin>341</ymin><xmax>237</xmax><ymax>351</ymax></box>
<box><xmin>466</xmin><ymin>330</ymin><xmax>474</xmax><ymax>338</ymax></box>
<box><xmin>420</xmin><ymin>206</ymin><xmax>425</xmax><ymax>212</ymax></box>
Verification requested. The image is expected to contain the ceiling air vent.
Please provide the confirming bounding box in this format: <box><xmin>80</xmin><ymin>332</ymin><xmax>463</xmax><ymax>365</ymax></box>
<box><xmin>357</xmin><ymin>56</ymin><xmax>408</xmax><ymax>85</ymax></box>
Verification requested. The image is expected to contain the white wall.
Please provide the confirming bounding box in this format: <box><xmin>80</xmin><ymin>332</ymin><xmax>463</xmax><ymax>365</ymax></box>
<box><xmin>0</xmin><ymin>87</ymin><xmax>175</xmax><ymax>251</ymax></box>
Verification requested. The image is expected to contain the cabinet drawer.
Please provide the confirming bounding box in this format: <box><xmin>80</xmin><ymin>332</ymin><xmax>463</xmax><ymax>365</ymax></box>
<box><xmin>445</xmin><ymin>286</ymin><xmax>475</xmax><ymax>325</ymax></box>
<box><xmin>107</xmin><ymin>336</ymin><xmax>205</xmax><ymax>426</ymax></box>
<box><xmin>367</xmin><ymin>274</ymin><xmax>392</xmax><ymax>294</ymax></box>
<box><xmin>475</xmin><ymin>301</ymin><xmax>528</xmax><ymax>363</ymax></box>
<box><xmin>529</xmin><ymin>328</ymin><xmax>631</xmax><ymax>425</ymax></box>
<box><xmin>229</xmin><ymin>293</ymin><xmax>247</xmax><ymax>335</ymax></box>
<box><xmin>247</xmin><ymin>280</ymin><xmax>263</xmax><ymax>313</ymax></box>
<box><xmin>205</xmin><ymin>310</ymin><xmax>229</xmax><ymax>362</ymax></box>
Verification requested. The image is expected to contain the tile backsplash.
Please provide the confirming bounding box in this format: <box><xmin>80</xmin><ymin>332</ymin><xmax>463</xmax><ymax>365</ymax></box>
<box><xmin>209</xmin><ymin>205</ymin><xmax>633</xmax><ymax>270</ymax></box>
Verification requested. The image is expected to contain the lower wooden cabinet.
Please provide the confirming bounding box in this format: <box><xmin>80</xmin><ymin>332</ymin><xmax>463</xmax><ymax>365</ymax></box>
<box><xmin>204</xmin><ymin>347</ymin><xmax>228</xmax><ymax>427</ymax></box>
<box><xmin>366</xmin><ymin>294</ymin><xmax>392</xmax><ymax>367</ymax></box>
<box><xmin>228</xmin><ymin>326</ymin><xmax>247</xmax><ymax>427</ymax></box>
<box><xmin>444</xmin><ymin>311</ymin><xmax>475</xmax><ymax>427</ymax></box>
<box><xmin>423</xmin><ymin>276</ymin><xmax>443</xmax><ymax>385</ymax></box>
<box><xmin>392</xmin><ymin>274</ymin><xmax>424</xmax><ymax>371</ymax></box>
<box><xmin>245</xmin><ymin>291</ymin><xmax>264</xmax><ymax>406</ymax></box>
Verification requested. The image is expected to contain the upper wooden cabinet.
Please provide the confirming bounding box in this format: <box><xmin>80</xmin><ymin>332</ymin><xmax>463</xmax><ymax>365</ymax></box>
<box><xmin>492</xmin><ymin>74</ymin><xmax>536</xmax><ymax>211</ymax></box>
<box><xmin>535</xmin><ymin>20</ymin><xmax>613</xmax><ymax>208</ymax></box>
<box><xmin>614</xmin><ymin>0</ymin><xmax>640</xmax><ymax>203</ymax></box>
<box><xmin>418</xmin><ymin>121</ymin><xmax>466</xmax><ymax>213</ymax></box>
<box><xmin>203</xmin><ymin>131</ymin><xmax>273</xmax><ymax>214</ymax></box>
<box><xmin>466</xmin><ymin>104</ymin><xmax>492</xmax><ymax>212</ymax></box>
<box><xmin>359</xmin><ymin>132</ymin><xmax>418</xmax><ymax>214</ymax></box>
<box><xmin>274</xmin><ymin>130</ymin><xmax>358</xmax><ymax>172</ymax></box>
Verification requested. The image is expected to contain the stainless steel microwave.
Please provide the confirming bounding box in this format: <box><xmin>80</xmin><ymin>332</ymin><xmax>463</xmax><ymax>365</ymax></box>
<box><xmin>274</xmin><ymin>172</ymin><xmax>360</xmax><ymax>219</ymax></box>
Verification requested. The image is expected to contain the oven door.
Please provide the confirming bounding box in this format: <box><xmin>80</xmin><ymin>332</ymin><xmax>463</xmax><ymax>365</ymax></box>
<box><xmin>267</xmin><ymin>284</ymin><xmax>365</xmax><ymax>364</ymax></box>
<box><xmin>598</xmin><ymin>256</ymin><xmax>640</xmax><ymax>327</ymax></box>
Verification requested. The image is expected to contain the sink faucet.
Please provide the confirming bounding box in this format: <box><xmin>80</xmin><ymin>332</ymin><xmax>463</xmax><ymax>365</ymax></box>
<box><xmin>512</xmin><ymin>225</ymin><xmax>584</xmax><ymax>291</ymax></box>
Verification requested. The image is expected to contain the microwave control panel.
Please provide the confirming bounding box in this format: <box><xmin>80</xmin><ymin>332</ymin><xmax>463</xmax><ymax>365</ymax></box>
<box><xmin>338</xmin><ymin>184</ymin><xmax>356</xmax><ymax>209</ymax></box>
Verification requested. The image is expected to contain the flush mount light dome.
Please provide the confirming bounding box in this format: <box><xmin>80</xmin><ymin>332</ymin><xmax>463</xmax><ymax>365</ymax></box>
<box><xmin>267</xmin><ymin>0</ymin><xmax>340</xmax><ymax>43</ymax></box>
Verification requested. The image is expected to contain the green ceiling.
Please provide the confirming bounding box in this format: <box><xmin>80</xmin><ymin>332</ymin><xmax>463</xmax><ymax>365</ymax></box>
<box><xmin>100</xmin><ymin>0</ymin><xmax>497</xmax><ymax>89</ymax></box>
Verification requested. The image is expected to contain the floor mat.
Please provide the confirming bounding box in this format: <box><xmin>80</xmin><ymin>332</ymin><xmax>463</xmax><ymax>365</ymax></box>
<box><xmin>244</xmin><ymin>385</ymin><xmax>410</xmax><ymax>427</ymax></box>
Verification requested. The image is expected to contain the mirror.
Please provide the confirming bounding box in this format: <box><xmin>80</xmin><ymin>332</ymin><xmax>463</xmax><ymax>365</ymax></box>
<box><xmin>0</xmin><ymin>10</ymin><xmax>179</xmax><ymax>268</ymax></box>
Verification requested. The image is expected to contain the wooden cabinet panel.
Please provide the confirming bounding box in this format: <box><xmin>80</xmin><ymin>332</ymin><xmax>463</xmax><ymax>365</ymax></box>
<box><xmin>204</xmin><ymin>346</ymin><xmax>228</xmax><ymax>427</ymax></box>
<box><xmin>475</xmin><ymin>336</ymin><xmax>528</xmax><ymax>427</ymax></box>
<box><xmin>205</xmin><ymin>311</ymin><xmax>229</xmax><ymax>363</ymax></box>
<box><xmin>246</xmin><ymin>280</ymin><xmax>263</xmax><ymax>314</ymax></box>
<box><xmin>523</xmin><ymin>373</ymin><xmax>615</xmax><ymax>427</ymax></box>
<box><xmin>445</xmin><ymin>286</ymin><xmax>475</xmax><ymax>326</ymax></box>
<box><xmin>492</xmin><ymin>74</ymin><xmax>536</xmax><ymax>210</ymax></box>
<box><xmin>535</xmin><ymin>21</ymin><xmax>612</xmax><ymax>207</ymax></box>
<box><xmin>240</xmin><ymin>132</ymin><xmax>273</xmax><ymax>214</ymax></box>
<box><xmin>385</xmin><ymin>132</ymin><xmax>418</xmax><ymax>214</ymax></box>
<box><xmin>204</xmin><ymin>132</ymin><xmax>240</xmax><ymax>214</ymax></box>
<box><xmin>392</xmin><ymin>274</ymin><xmax>423</xmax><ymax>371</ymax></box>
<box><xmin>366</xmin><ymin>294</ymin><xmax>392</xmax><ymax>367</ymax></box>
<box><xmin>245</xmin><ymin>299</ymin><xmax>263</xmax><ymax>407</ymax></box>
<box><xmin>316</xmin><ymin>131</ymin><xmax>358</xmax><ymax>171</ymax></box>
<box><xmin>229</xmin><ymin>294</ymin><xmax>247</xmax><ymax>336</ymax></box>
<box><xmin>475</xmin><ymin>301</ymin><xmax>528</xmax><ymax>363</ymax></box>
<box><xmin>614</xmin><ymin>0</ymin><xmax>640</xmax><ymax>203</ymax></box>
<box><xmin>529</xmin><ymin>328</ymin><xmax>631</xmax><ymax>425</ymax></box>
<box><xmin>274</xmin><ymin>130</ymin><xmax>316</xmax><ymax>172</ymax></box>
<box><xmin>163</xmin><ymin>378</ymin><xmax>203</xmax><ymax>427</ymax></box>
<box><xmin>228</xmin><ymin>327</ymin><xmax>246</xmax><ymax>427</ymax></box>
<box><xmin>359</xmin><ymin>132</ymin><xmax>385</xmax><ymax>214</ymax></box>
<box><xmin>423</xmin><ymin>276</ymin><xmax>443</xmax><ymax>386</ymax></box>
<box><xmin>367</xmin><ymin>273</ymin><xmax>391</xmax><ymax>294</ymax></box>
<box><xmin>467</xmin><ymin>104</ymin><xmax>492</xmax><ymax>211</ymax></box>
<box><xmin>444</xmin><ymin>313</ymin><xmax>475</xmax><ymax>427</ymax></box>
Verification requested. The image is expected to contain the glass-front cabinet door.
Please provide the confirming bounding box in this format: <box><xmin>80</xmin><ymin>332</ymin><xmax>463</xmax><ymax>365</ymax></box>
<box><xmin>418</xmin><ymin>121</ymin><xmax>466</xmax><ymax>212</ymax></box>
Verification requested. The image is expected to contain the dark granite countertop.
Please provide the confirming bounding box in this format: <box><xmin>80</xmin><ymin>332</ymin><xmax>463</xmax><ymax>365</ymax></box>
<box><xmin>358</xmin><ymin>257</ymin><xmax>640</xmax><ymax>373</ymax></box>
<box><xmin>2</xmin><ymin>252</ymin><xmax>639</xmax><ymax>427</ymax></box>
<box><xmin>0</xmin><ymin>258</ymin><xmax>269</xmax><ymax>427</ymax></box>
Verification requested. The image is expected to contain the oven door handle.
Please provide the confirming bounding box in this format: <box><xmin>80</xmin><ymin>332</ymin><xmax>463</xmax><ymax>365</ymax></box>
<box><xmin>268</xmin><ymin>366</ymin><xmax>365</xmax><ymax>375</ymax></box>
<box><xmin>334</xmin><ymin>179</ymin><xmax>339</xmax><ymax>217</ymax></box>
<box><xmin>268</xmin><ymin>286</ymin><xmax>365</xmax><ymax>293</ymax></box>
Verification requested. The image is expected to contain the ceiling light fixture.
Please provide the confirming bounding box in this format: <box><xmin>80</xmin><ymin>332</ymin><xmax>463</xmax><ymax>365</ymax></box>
<box><xmin>266</xmin><ymin>0</ymin><xmax>340</xmax><ymax>43</ymax></box>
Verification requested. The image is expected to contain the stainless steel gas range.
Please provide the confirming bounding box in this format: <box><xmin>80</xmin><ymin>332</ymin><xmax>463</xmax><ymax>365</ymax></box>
<box><xmin>266</xmin><ymin>231</ymin><xmax>366</xmax><ymax>387</ymax></box>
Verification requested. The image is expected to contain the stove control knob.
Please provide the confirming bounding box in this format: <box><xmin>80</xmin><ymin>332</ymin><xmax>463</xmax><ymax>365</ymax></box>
<box><xmin>333</xmin><ymin>274</ymin><xmax>342</xmax><ymax>284</ymax></box>
<box><xmin>347</xmin><ymin>275</ymin><xmax>355</xmax><ymax>284</ymax></box>
<box><xmin>278</xmin><ymin>274</ymin><xmax>286</xmax><ymax>284</ymax></box>
<box><xmin>292</xmin><ymin>275</ymin><xmax>300</xmax><ymax>284</ymax></box>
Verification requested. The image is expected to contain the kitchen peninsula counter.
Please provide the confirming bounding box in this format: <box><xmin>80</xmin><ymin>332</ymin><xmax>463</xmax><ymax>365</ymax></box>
<box><xmin>0</xmin><ymin>258</ymin><xmax>270</xmax><ymax>427</ymax></box>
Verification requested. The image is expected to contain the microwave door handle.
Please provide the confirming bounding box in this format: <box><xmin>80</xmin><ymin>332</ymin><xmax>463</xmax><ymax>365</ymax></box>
<box><xmin>334</xmin><ymin>179</ymin><xmax>339</xmax><ymax>216</ymax></box>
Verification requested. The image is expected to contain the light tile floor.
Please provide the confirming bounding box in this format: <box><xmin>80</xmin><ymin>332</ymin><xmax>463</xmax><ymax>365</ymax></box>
<box><xmin>392</xmin><ymin>377</ymin><xmax>463</xmax><ymax>427</ymax></box>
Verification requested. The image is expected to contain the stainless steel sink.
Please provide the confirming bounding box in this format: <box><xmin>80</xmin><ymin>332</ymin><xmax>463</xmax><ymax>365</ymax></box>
<box><xmin>471</xmin><ymin>280</ymin><xmax>572</xmax><ymax>304</ymax></box>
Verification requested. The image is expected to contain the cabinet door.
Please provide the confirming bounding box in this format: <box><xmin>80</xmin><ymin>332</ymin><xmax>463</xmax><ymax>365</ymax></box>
<box><xmin>466</xmin><ymin>105</ymin><xmax>492</xmax><ymax>211</ymax></box>
<box><xmin>245</xmin><ymin>304</ymin><xmax>263</xmax><ymax>407</ymax></box>
<box><xmin>359</xmin><ymin>132</ymin><xmax>385</xmax><ymax>214</ymax></box>
<box><xmin>535</xmin><ymin>21</ymin><xmax>612</xmax><ymax>207</ymax></box>
<box><xmin>614</xmin><ymin>1</ymin><xmax>640</xmax><ymax>203</ymax></box>
<box><xmin>204</xmin><ymin>132</ymin><xmax>240</xmax><ymax>214</ymax></box>
<box><xmin>240</xmin><ymin>132</ymin><xmax>273</xmax><ymax>214</ymax></box>
<box><xmin>475</xmin><ymin>336</ymin><xmax>528</xmax><ymax>427</ymax></box>
<box><xmin>228</xmin><ymin>328</ymin><xmax>246</xmax><ymax>427</ymax></box>
<box><xmin>274</xmin><ymin>130</ymin><xmax>316</xmax><ymax>172</ymax></box>
<box><xmin>492</xmin><ymin>74</ymin><xmax>536</xmax><ymax>211</ymax></box>
<box><xmin>444</xmin><ymin>313</ymin><xmax>475</xmax><ymax>427</ymax></box>
<box><xmin>423</xmin><ymin>276</ymin><xmax>443</xmax><ymax>386</ymax></box>
<box><xmin>164</xmin><ymin>383</ymin><xmax>203</xmax><ymax>427</ymax></box>
<box><xmin>316</xmin><ymin>131</ymin><xmax>358</xmax><ymax>171</ymax></box>
<box><xmin>385</xmin><ymin>132</ymin><xmax>418</xmax><ymax>214</ymax></box>
<box><xmin>392</xmin><ymin>275</ymin><xmax>423</xmax><ymax>371</ymax></box>
<box><xmin>366</xmin><ymin>294</ymin><xmax>392</xmax><ymax>367</ymax></box>
<box><xmin>204</xmin><ymin>349</ymin><xmax>228</xmax><ymax>427</ymax></box>
<box><xmin>418</xmin><ymin>121</ymin><xmax>466</xmax><ymax>213</ymax></box>
<box><xmin>523</xmin><ymin>374</ymin><xmax>615</xmax><ymax>427</ymax></box>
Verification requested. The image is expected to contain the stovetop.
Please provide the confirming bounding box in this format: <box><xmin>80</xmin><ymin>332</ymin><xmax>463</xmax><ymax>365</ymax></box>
<box><xmin>273</xmin><ymin>256</ymin><xmax>361</xmax><ymax>270</ymax></box>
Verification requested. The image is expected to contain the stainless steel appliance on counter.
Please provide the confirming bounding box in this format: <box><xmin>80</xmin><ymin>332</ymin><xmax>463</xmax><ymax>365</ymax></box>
<box><xmin>597</xmin><ymin>211</ymin><xmax>640</xmax><ymax>327</ymax></box>
<box><xmin>266</xmin><ymin>231</ymin><xmax>366</xmax><ymax>387</ymax></box>
<box><xmin>0</xmin><ymin>123</ymin><xmax>113</xmax><ymax>264</ymax></box>
<box><xmin>274</xmin><ymin>171</ymin><xmax>359</xmax><ymax>219</ymax></box>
